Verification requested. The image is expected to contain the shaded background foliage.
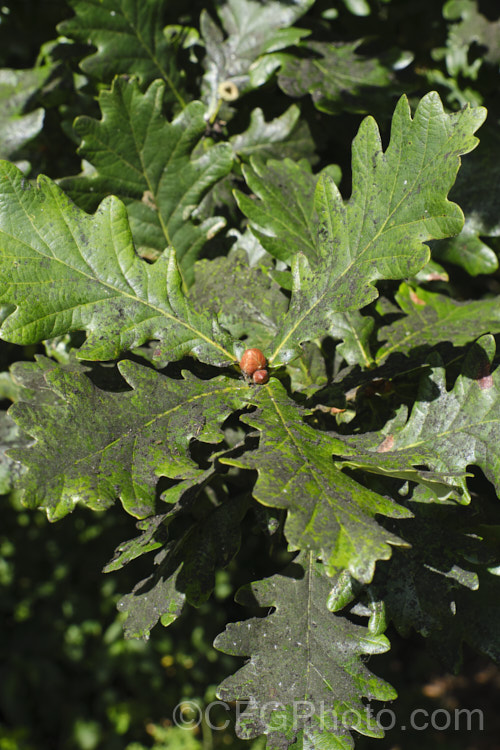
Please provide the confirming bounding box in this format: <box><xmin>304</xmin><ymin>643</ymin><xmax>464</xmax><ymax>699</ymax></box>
<box><xmin>1</xmin><ymin>0</ymin><xmax>500</xmax><ymax>748</ymax></box>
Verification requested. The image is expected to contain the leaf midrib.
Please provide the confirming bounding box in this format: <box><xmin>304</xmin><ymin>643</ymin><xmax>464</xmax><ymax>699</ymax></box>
<box><xmin>270</xmin><ymin>111</ymin><xmax>437</xmax><ymax>362</ymax></box>
<box><xmin>265</xmin><ymin>384</ymin><xmax>380</xmax><ymax>535</ymax></box>
<box><xmin>1</xmin><ymin>173</ymin><xmax>234</xmax><ymax>361</ymax></box>
<box><xmin>119</xmin><ymin>2</ymin><xmax>186</xmax><ymax>107</ymax></box>
<box><xmin>74</xmin><ymin>381</ymin><xmax>244</xmax><ymax>467</ymax></box>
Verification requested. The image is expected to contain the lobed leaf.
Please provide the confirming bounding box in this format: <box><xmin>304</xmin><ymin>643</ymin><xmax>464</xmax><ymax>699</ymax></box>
<box><xmin>275</xmin><ymin>40</ymin><xmax>397</xmax><ymax>115</ymax></box>
<box><xmin>286</xmin><ymin>340</ymin><xmax>329</xmax><ymax>395</ymax></box>
<box><xmin>116</xmin><ymin>493</ymin><xmax>249</xmax><ymax>638</ymax></box>
<box><xmin>235</xmin><ymin>157</ymin><xmax>319</xmax><ymax>264</ymax></box>
<box><xmin>58</xmin><ymin>0</ymin><xmax>187</xmax><ymax>105</ymax></box>
<box><xmin>330</xmin><ymin>310</ymin><xmax>374</xmax><ymax>368</ymax></box>
<box><xmin>190</xmin><ymin>250</ymin><xmax>288</xmax><ymax>349</ymax></box>
<box><xmin>269</xmin><ymin>92</ymin><xmax>486</xmax><ymax>365</ymax></box>
<box><xmin>370</xmin><ymin>500</ymin><xmax>485</xmax><ymax>639</ymax></box>
<box><xmin>235</xmin><ymin>156</ymin><xmax>341</xmax><ymax>267</ymax></box>
<box><xmin>230</xmin><ymin>105</ymin><xmax>316</xmax><ymax>164</ymax></box>
<box><xmin>236</xmin><ymin>159</ymin><xmax>376</xmax><ymax>368</ymax></box>
<box><xmin>221</xmin><ymin>378</ymin><xmax>410</xmax><ymax>583</ymax></box>
<box><xmin>0</xmin><ymin>411</ymin><xmax>29</xmax><ymax>494</ymax></box>
<box><xmin>432</xmin><ymin>123</ymin><xmax>500</xmax><ymax>275</ymax></box>
<box><xmin>0</xmin><ymin>67</ymin><xmax>50</xmax><ymax>169</ymax></box>
<box><xmin>366</xmin><ymin>491</ymin><xmax>500</xmax><ymax>668</ymax></box>
<box><xmin>7</xmin><ymin>356</ymin><xmax>249</xmax><ymax>520</ymax></box>
<box><xmin>0</xmin><ymin>161</ymin><xmax>236</xmax><ymax>365</ymax></box>
<box><xmin>443</xmin><ymin>0</ymin><xmax>500</xmax><ymax>76</ymax></box>
<box><xmin>343</xmin><ymin>335</ymin><xmax>500</xmax><ymax>503</ymax></box>
<box><xmin>215</xmin><ymin>552</ymin><xmax>396</xmax><ymax>749</ymax></box>
<box><xmin>200</xmin><ymin>0</ymin><xmax>314</xmax><ymax>117</ymax></box>
<box><xmin>376</xmin><ymin>282</ymin><xmax>500</xmax><ymax>364</ymax></box>
<box><xmin>61</xmin><ymin>79</ymin><xmax>233</xmax><ymax>280</ymax></box>
<box><xmin>104</xmin><ymin>513</ymin><xmax>167</xmax><ymax>572</ymax></box>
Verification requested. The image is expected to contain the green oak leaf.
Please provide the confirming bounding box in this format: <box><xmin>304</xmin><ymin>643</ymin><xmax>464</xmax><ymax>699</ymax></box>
<box><xmin>221</xmin><ymin>378</ymin><xmax>410</xmax><ymax>583</ymax></box>
<box><xmin>190</xmin><ymin>250</ymin><xmax>288</xmax><ymax>349</ymax></box>
<box><xmin>432</xmin><ymin>123</ymin><xmax>500</xmax><ymax>275</ymax></box>
<box><xmin>329</xmin><ymin>501</ymin><xmax>500</xmax><ymax>669</ymax></box>
<box><xmin>0</xmin><ymin>411</ymin><xmax>29</xmax><ymax>494</ymax></box>
<box><xmin>409</xmin><ymin>258</ymin><xmax>449</xmax><ymax>284</ymax></box>
<box><xmin>230</xmin><ymin>105</ymin><xmax>316</xmax><ymax>164</ymax></box>
<box><xmin>433</xmin><ymin>230</ymin><xmax>498</xmax><ymax>276</ymax></box>
<box><xmin>115</xmin><ymin>493</ymin><xmax>249</xmax><ymax>638</ymax></box>
<box><xmin>0</xmin><ymin>67</ymin><xmax>50</xmax><ymax>170</ymax></box>
<box><xmin>268</xmin><ymin>92</ymin><xmax>486</xmax><ymax>365</ymax></box>
<box><xmin>60</xmin><ymin>79</ymin><xmax>233</xmax><ymax>279</ymax></box>
<box><xmin>58</xmin><ymin>0</ymin><xmax>187</xmax><ymax>105</ymax></box>
<box><xmin>0</xmin><ymin>160</ymin><xmax>237</xmax><ymax>365</ymax></box>
<box><xmin>0</xmin><ymin>370</ymin><xmax>22</xmax><ymax>402</ymax></box>
<box><xmin>342</xmin><ymin>335</ymin><xmax>500</xmax><ymax>503</ymax></box>
<box><xmin>235</xmin><ymin>156</ymin><xmax>340</xmax><ymax>266</ymax></box>
<box><xmin>275</xmin><ymin>40</ymin><xmax>397</xmax><ymax>115</ymax></box>
<box><xmin>200</xmin><ymin>0</ymin><xmax>314</xmax><ymax>118</ymax></box>
<box><xmin>286</xmin><ymin>341</ymin><xmax>328</xmax><ymax>395</ymax></box>
<box><xmin>235</xmin><ymin>157</ymin><xmax>319</xmax><ymax>264</ymax></box>
<box><xmin>214</xmin><ymin>552</ymin><xmax>396</xmax><ymax>749</ymax></box>
<box><xmin>236</xmin><ymin>159</ymin><xmax>375</xmax><ymax>368</ymax></box>
<box><xmin>7</xmin><ymin>356</ymin><xmax>249</xmax><ymax>520</ymax></box>
<box><xmin>364</xmin><ymin>489</ymin><xmax>500</xmax><ymax>668</ymax></box>
<box><xmin>370</xmin><ymin>500</ymin><xmax>487</xmax><ymax>639</ymax></box>
<box><xmin>376</xmin><ymin>283</ymin><xmax>500</xmax><ymax>364</ymax></box>
<box><xmin>330</xmin><ymin>311</ymin><xmax>374</xmax><ymax>368</ymax></box>
<box><xmin>104</xmin><ymin>513</ymin><xmax>168</xmax><ymax>572</ymax></box>
<box><xmin>443</xmin><ymin>0</ymin><xmax>500</xmax><ymax>76</ymax></box>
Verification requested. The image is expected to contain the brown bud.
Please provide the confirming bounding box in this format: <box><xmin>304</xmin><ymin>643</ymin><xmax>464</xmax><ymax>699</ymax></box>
<box><xmin>252</xmin><ymin>369</ymin><xmax>269</xmax><ymax>385</ymax></box>
<box><xmin>239</xmin><ymin>348</ymin><xmax>267</xmax><ymax>377</ymax></box>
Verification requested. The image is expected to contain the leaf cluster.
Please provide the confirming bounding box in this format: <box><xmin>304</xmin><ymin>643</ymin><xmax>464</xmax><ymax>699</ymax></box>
<box><xmin>1</xmin><ymin>1</ymin><xmax>500</xmax><ymax>749</ymax></box>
